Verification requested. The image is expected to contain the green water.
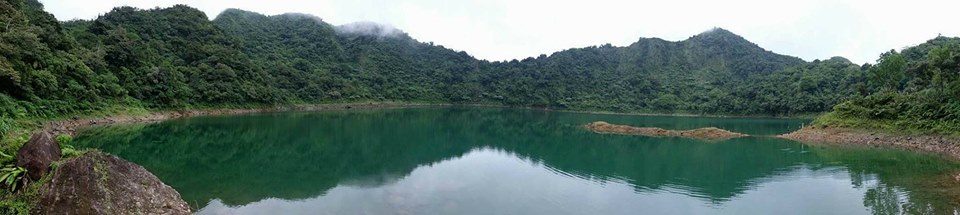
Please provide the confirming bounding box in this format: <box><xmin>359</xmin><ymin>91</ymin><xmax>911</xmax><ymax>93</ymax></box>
<box><xmin>74</xmin><ymin>107</ymin><xmax>960</xmax><ymax>214</ymax></box>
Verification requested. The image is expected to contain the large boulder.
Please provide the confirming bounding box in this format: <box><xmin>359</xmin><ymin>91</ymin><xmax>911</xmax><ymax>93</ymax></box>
<box><xmin>35</xmin><ymin>151</ymin><xmax>191</xmax><ymax>215</ymax></box>
<box><xmin>15</xmin><ymin>132</ymin><xmax>60</xmax><ymax>180</ymax></box>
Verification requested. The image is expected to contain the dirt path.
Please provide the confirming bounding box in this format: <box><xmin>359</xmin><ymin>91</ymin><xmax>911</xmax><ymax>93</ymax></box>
<box><xmin>584</xmin><ymin>121</ymin><xmax>748</xmax><ymax>141</ymax></box>
<box><xmin>779</xmin><ymin>127</ymin><xmax>960</xmax><ymax>160</ymax></box>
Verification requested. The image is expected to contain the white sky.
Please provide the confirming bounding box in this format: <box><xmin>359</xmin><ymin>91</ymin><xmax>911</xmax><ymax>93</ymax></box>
<box><xmin>40</xmin><ymin>0</ymin><xmax>960</xmax><ymax>64</ymax></box>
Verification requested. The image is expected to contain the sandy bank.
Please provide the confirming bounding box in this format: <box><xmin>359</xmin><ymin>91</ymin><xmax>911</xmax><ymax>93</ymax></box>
<box><xmin>584</xmin><ymin>121</ymin><xmax>748</xmax><ymax>140</ymax></box>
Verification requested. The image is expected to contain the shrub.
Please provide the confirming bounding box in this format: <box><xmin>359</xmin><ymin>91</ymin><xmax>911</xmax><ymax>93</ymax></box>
<box><xmin>55</xmin><ymin>134</ymin><xmax>73</xmax><ymax>147</ymax></box>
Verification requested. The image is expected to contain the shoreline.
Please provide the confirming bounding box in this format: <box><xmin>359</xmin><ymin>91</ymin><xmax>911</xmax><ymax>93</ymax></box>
<box><xmin>25</xmin><ymin>103</ymin><xmax>960</xmax><ymax>162</ymax></box>
<box><xmin>34</xmin><ymin>103</ymin><xmax>817</xmax><ymax>137</ymax></box>
<box><xmin>10</xmin><ymin>103</ymin><xmax>960</xmax><ymax>212</ymax></box>
<box><xmin>779</xmin><ymin>127</ymin><xmax>960</xmax><ymax>160</ymax></box>
<box><xmin>41</xmin><ymin>102</ymin><xmax>454</xmax><ymax>136</ymax></box>
<box><xmin>552</xmin><ymin>109</ymin><xmax>818</xmax><ymax>120</ymax></box>
<box><xmin>27</xmin><ymin>103</ymin><xmax>960</xmax><ymax>161</ymax></box>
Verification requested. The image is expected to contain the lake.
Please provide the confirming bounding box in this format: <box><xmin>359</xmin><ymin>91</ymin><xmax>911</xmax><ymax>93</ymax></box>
<box><xmin>74</xmin><ymin>107</ymin><xmax>960</xmax><ymax>214</ymax></box>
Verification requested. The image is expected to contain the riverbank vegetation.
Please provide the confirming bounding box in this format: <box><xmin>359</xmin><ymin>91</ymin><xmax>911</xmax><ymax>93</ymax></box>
<box><xmin>813</xmin><ymin>37</ymin><xmax>960</xmax><ymax>136</ymax></box>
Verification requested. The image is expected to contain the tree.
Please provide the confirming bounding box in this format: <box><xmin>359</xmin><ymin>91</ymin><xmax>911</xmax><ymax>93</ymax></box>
<box><xmin>870</xmin><ymin>50</ymin><xmax>906</xmax><ymax>91</ymax></box>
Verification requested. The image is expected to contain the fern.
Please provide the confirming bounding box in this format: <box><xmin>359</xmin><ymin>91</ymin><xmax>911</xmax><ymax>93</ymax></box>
<box><xmin>0</xmin><ymin>164</ymin><xmax>26</xmax><ymax>192</ymax></box>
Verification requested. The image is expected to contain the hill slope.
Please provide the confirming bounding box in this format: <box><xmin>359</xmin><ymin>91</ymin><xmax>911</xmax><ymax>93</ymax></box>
<box><xmin>2</xmin><ymin>2</ymin><xmax>868</xmax><ymax>125</ymax></box>
<box><xmin>815</xmin><ymin>37</ymin><xmax>960</xmax><ymax>135</ymax></box>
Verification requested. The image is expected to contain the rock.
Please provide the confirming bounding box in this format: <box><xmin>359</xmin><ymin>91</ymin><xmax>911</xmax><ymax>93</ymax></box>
<box><xmin>35</xmin><ymin>151</ymin><xmax>191</xmax><ymax>215</ymax></box>
<box><xmin>15</xmin><ymin>132</ymin><xmax>61</xmax><ymax>180</ymax></box>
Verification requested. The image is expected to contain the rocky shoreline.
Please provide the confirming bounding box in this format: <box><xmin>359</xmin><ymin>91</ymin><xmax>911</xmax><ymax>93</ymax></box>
<box><xmin>585</xmin><ymin>121</ymin><xmax>960</xmax><ymax>161</ymax></box>
<box><xmin>779</xmin><ymin>127</ymin><xmax>960</xmax><ymax>160</ymax></box>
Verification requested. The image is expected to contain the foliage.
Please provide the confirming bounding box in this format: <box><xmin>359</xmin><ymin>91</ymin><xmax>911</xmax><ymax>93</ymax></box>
<box><xmin>55</xmin><ymin>134</ymin><xmax>71</xmax><ymax>146</ymax></box>
<box><xmin>817</xmin><ymin>37</ymin><xmax>960</xmax><ymax>135</ymax></box>
<box><xmin>56</xmin><ymin>134</ymin><xmax>78</xmax><ymax>157</ymax></box>
<box><xmin>0</xmin><ymin>200</ymin><xmax>28</xmax><ymax>215</ymax></box>
<box><xmin>0</xmin><ymin>164</ymin><xmax>26</xmax><ymax>192</ymax></box>
<box><xmin>1</xmin><ymin>2</ymin><xmax>867</xmax><ymax>123</ymax></box>
<box><xmin>0</xmin><ymin>151</ymin><xmax>11</xmax><ymax>165</ymax></box>
<box><xmin>0</xmin><ymin>1</ymin><xmax>954</xmax><ymax>136</ymax></box>
<box><xmin>869</xmin><ymin>50</ymin><xmax>907</xmax><ymax>91</ymax></box>
<box><xmin>0</xmin><ymin>118</ymin><xmax>11</xmax><ymax>141</ymax></box>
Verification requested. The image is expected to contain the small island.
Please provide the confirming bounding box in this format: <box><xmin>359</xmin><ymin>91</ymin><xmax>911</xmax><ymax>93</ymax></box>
<box><xmin>584</xmin><ymin>121</ymin><xmax>748</xmax><ymax>141</ymax></box>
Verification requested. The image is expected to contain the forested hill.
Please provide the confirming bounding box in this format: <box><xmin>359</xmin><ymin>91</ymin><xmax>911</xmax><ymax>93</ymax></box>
<box><xmin>2</xmin><ymin>1</ymin><xmax>871</xmax><ymax>122</ymax></box>
<box><xmin>816</xmin><ymin>36</ymin><xmax>960</xmax><ymax>135</ymax></box>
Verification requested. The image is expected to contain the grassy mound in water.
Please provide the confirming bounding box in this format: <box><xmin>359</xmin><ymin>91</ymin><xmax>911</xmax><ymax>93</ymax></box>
<box><xmin>584</xmin><ymin>121</ymin><xmax>748</xmax><ymax>140</ymax></box>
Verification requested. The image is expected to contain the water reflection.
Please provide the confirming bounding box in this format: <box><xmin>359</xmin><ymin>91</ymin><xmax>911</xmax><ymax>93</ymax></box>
<box><xmin>74</xmin><ymin>107</ymin><xmax>960</xmax><ymax>214</ymax></box>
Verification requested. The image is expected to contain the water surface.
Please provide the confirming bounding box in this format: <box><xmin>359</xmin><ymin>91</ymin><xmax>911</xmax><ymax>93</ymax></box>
<box><xmin>75</xmin><ymin>107</ymin><xmax>960</xmax><ymax>214</ymax></box>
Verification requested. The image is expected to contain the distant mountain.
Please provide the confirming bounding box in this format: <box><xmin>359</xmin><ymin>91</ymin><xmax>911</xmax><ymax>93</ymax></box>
<box><xmin>471</xmin><ymin>27</ymin><xmax>813</xmax><ymax>111</ymax></box>
<box><xmin>1</xmin><ymin>2</ymin><xmax>870</xmax><ymax>120</ymax></box>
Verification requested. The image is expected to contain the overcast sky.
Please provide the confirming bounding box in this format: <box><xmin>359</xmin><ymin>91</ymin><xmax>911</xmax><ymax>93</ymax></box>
<box><xmin>40</xmin><ymin>0</ymin><xmax>960</xmax><ymax>64</ymax></box>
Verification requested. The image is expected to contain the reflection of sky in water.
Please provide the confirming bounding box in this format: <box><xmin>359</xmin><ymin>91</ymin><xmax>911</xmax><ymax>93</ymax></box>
<box><xmin>75</xmin><ymin>108</ymin><xmax>959</xmax><ymax>214</ymax></box>
<box><xmin>197</xmin><ymin>148</ymin><xmax>869</xmax><ymax>215</ymax></box>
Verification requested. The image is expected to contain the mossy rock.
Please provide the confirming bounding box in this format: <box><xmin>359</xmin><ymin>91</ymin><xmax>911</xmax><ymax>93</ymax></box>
<box><xmin>34</xmin><ymin>151</ymin><xmax>190</xmax><ymax>214</ymax></box>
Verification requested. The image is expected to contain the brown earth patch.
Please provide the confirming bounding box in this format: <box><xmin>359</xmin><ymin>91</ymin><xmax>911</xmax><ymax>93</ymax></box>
<box><xmin>584</xmin><ymin>121</ymin><xmax>748</xmax><ymax>141</ymax></box>
<box><xmin>778</xmin><ymin>127</ymin><xmax>960</xmax><ymax>160</ymax></box>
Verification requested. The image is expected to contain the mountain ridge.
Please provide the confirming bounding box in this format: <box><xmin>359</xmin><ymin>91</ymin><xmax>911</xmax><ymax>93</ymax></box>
<box><xmin>2</xmin><ymin>2</ymin><xmax>871</xmax><ymax>121</ymax></box>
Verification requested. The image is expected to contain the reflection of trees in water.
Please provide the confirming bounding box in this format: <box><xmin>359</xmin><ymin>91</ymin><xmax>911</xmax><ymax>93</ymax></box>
<box><xmin>75</xmin><ymin>107</ymin><xmax>960</xmax><ymax>212</ymax></box>
<box><xmin>864</xmin><ymin>185</ymin><xmax>904</xmax><ymax>215</ymax></box>
<box><xmin>861</xmin><ymin>181</ymin><xmax>960</xmax><ymax>215</ymax></box>
<box><xmin>815</xmin><ymin>145</ymin><xmax>960</xmax><ymax>215</ymax></box>
<box><xmin>76</xmin><ymin>109</ymin><xmax>480</xmax><ymax>207</ymax></box>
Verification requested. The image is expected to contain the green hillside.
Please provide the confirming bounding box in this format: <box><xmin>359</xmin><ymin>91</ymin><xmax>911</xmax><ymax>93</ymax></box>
<box><xmin>816</xmin><ymin>37</ymin><xmax>960</xmax><ymax>135</ymax></box>
<box><xmin>5</xmin><ymin>1</ymin><xmax>955</xmax><ymax>135</ymax></box>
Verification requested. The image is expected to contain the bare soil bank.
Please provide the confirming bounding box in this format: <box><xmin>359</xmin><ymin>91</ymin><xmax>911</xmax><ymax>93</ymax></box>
<box><xmin>43</xmin><ymin>102</ymin><xmax>445</xmax><ymax>136</ymax></box>
<box><xmin>779</xmin><ymin>127</ymin><xmax>960</xmax><ymax>160</ymax></box>
<box><xmin>584</xmin><ymin>121</ymin><xmax>748</xmax><ymax>140</ymax></box>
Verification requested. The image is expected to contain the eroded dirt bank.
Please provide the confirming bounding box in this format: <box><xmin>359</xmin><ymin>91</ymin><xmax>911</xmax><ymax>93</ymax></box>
<box><xmin>584</xmin><ymin>121</ymin><xmax>748</xmax><ymax>140</ymax></box>
<box><xmin>779</xmin><ymin>127</ymin><xmax>960</xmax><ymax>160</ymax></box>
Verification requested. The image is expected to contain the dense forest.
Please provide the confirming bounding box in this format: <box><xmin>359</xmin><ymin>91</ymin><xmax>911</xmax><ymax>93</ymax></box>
<box><xmin>0</xmin><ymin>0</ymin><xmax>957</xmax><ymax>135</ymax></box>
<box><xmin>816</xmin><ymin>37</ymin><xmax>960</xmax><ymax>135</ymax></box>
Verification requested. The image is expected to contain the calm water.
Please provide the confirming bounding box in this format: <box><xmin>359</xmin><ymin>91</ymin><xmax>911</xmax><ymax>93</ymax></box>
<box><xmin>74</xmin><ymin>107</ymin><xmax>960</xmax><ymax>214</ymax></box>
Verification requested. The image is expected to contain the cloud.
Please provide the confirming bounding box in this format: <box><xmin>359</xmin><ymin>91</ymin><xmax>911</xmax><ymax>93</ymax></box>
<box><xmin>39</xmin><ymin>0</ymin><xmax>960</xmax><ymax>64</ymax></box>
<box><xmin>334</xmin><ymin>22</ymin><xmax>403</xmax><ymax>38</ymax></box>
